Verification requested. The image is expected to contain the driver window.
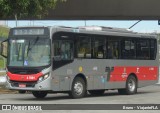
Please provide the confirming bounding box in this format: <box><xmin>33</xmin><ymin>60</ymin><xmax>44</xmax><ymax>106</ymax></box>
<box><xmin>54</xmin><ymin>40</ymin><xmax>73</xmax><ymax>61</ymax></box>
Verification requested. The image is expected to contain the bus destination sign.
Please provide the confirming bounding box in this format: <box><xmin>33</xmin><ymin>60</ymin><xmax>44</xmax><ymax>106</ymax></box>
<box><xmin>13</xmin><ymin>29</ymin><xmax>45</xmax><ymax>35</ymax></box>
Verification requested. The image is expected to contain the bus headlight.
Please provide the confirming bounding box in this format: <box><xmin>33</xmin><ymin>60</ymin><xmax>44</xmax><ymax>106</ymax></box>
<box><xmin>38</xmin><ymin>73</ymin><xmax>49</xmax><ymax>83</ymax></box>
<box><xmin>44</xmin><ymin>74</ymin><xmax>49</xmax><ymax>79</ymax></box>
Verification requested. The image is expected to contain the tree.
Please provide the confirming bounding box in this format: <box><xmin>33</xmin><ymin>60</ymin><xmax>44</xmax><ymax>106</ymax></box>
<box><xmin>0</xmin><ymin>0</ymin><xmax>66</xmax><ymax>19</ymax></box>
<box><xmin>0</xmin><ymin>26</ymin><xmax>9</xmax><ymax>38</ymax></box>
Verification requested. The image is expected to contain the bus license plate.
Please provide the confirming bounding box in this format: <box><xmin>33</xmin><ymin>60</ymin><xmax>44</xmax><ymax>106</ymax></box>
<box><xmin>19</xmin><ymin>84</ymin><xmax>26</xmax><ymax>88</ymax></box>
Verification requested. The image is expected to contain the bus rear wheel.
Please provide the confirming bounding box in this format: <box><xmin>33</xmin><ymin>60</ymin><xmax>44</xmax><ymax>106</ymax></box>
<box><xmin>32</xmin><ymin>91</ymin><xmax>48</xmax><ymax>98</ymax></box>
<box><xmin>89</xmin><ymin>90</ymin><xmax>105</xmax><ymax>96</ymax></box>
<box><xmin>69</xmin><ymin>77</ymin><xmax>86</xmax><ymax>99</ymax></box>
<box><xmin>118</xmin><ymin>75</ymin><xmax>137</xmax><ymax>95</ymax></box>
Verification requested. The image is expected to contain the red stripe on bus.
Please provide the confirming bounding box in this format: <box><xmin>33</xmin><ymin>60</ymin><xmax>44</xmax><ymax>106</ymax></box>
<box><xmin>7</xmin><ymin>72</ymin><xmax>43</xmax><ymax>81</ymax></box>
<box><xmin>109</xmin><ymin>66</ymin><xmax>158</xmax><ymax>82</ymax></box>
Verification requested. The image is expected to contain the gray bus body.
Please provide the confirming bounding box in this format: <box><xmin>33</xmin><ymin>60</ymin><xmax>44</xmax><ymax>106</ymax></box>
<box><xmin>4</xmin><ymin>26</ymin><xmax>159</xmax><ymax>98</ymax></box>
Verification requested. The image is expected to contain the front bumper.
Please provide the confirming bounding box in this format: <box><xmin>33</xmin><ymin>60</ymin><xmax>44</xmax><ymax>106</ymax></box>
<box><xmin>5</xmin><ymin>77</ymin><xmax>52</xmax><ymax>91</ymax></box>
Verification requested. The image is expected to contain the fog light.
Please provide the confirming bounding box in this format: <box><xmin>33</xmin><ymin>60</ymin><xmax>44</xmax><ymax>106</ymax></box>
<box><xmin>38</xmin><ymin>77</ymin><xmax>43</xmax><ymax>82</ymax></box>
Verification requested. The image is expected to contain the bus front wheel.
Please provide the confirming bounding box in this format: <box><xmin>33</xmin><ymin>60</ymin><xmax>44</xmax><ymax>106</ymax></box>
<box><xmin>32</xmin><ymin>91</ymin><xmax>48</xmax><ymax>98</ymax></box>
<box><xmin>69</xmin><ymin>77</ymin><xmax>86</xmax><ymax>99</ymax></box>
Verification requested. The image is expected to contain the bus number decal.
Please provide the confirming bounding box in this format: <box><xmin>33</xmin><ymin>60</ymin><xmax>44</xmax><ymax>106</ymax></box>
<box><xmin>27</xmin><ymin>76</ymin><xmax>36</xmax><ymax>80</ymax></box>
<box><xmin>136</xmin><ymin>67</ymin><xmax>140</xmax><ymax>73</ymax></box>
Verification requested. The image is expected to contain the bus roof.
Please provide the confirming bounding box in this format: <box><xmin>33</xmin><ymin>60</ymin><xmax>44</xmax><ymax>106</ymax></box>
<box><xmin>11</xmin><ymin>26</ymin><xmax>158</xmax><ymax>39</ymax></box>
<box><xmin>52</xmin><ymin>26</ymin><xmax>158</xmax><ymax>39</ymax></box>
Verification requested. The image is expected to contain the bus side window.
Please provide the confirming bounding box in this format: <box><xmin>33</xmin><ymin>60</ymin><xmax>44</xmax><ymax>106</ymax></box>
<box><xmin>136</xmin><ymin>39</ymin><xmax>150</xmax><ymax>60</ymax></box>
<box><xmin>53</xmin><ymin>41</ymin><xmax>73</xmax><ymax>61</ymax></box>
<box><xmin>61</xmin><ymin>41</ymin><xmax>73</xmax><ymax>60</ymax></box>
<box><xmin>108</xmin><ymin>41</ymin><xmax>119</xmax><ymax>59</ymax></box>
<box><xmin>150</xmin><ymin>39</ymin><xmax>156</xmax><ymax>60</ymax></box>
<box><xmin>77</xmin><ymin>36</ymin><xmax>91</xmax><ymax>58</ymax></box>
<box><xmin>92</xmin><ymin>37</ymin><xmax>106</xmax><ymax>59</ymax></box>
<box><xmin>121</xmin><ymin>40</ymin><xmax>136</xmax><ymax>59</ymax></box>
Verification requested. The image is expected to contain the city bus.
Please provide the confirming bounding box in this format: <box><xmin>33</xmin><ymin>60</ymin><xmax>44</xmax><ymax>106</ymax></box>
<box><xmin>0</xmin><ymin>26</ymin><xmax>159</xmax><ymax>99</ymax></box>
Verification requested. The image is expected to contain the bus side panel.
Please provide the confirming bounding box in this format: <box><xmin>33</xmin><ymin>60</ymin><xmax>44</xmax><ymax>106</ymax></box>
<box><xmin>59</xmin><ymin>75</ymin><xmax>70</xmax><ymax>91</ymax></box>
<box><xmin>51</xmin><ymin>71</ymin><xmax>71</xmax><ymax>91</ymax></box>
<box><xmin>105</xmin><ymin>61</ymin><xmax>158</xmax><ymax>89</ymax></box>
<box><xmin>109</xmin><ymin>66</ymin><xmax>158</xmax><ymax>82</ymax></box>
<box><xmin>138</xmin><ymin>80</ymin><xmax>158</xmax><ymax>88</ymax></box>
<box><xmin>93</xmin><ymin>75</ymin><xmax>105</xmax><ymax>89</ymax></box>
<box><xmin>51</xmin><ymin>59</ymin><xmax>159</xmax><ymax>91</ymax></box>
<box><xmin>51</xmin><ymin>59</ymin><xmax>107</xmax><ymax>91</ymax></box>
<box><xmin>51</xmin><ymin>71</ymin><xmax>60</xmax><ymax>91</ymax></box>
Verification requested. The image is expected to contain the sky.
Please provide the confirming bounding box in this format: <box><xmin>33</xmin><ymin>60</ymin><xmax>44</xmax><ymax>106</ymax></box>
<box><xmin>2</xmin><ymin>20</ymin><xmax>160</xmax><ymax>33</ymax></box>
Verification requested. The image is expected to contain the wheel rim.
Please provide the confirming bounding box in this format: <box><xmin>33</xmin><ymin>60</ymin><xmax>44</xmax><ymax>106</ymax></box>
<box><xmin>128</xmin><ymin>79</ymin><xmax>136</xmax><ymax>92</ymax></box>
<box><xmin>74</xmin><ymin>82</ymin><xmax>83</xmax><ymax>95</ymax></box>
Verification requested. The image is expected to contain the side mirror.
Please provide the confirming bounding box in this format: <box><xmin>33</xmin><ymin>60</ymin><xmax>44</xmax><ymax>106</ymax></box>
<box><xmin>0</xmin><ymin>39</ymin><xmax>8</xmax><ymax>58</ymax></box>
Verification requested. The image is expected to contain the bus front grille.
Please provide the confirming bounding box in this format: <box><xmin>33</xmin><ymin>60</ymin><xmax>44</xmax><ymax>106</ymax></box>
<box><xmin>10</xmin><ymin>80</ymin><xmax>37</xmax><ymax>88</ymax></box>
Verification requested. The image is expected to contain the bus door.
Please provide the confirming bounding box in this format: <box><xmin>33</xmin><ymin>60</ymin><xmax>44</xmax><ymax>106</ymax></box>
<box><xmin>53</xmin><ymin>39</ymin><xmax>74</xmax><ymax>91</ymax></box>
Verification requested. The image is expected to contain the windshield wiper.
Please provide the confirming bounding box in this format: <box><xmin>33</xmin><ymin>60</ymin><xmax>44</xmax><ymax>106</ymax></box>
<box><xmin>26</xmin><ymin>36</ymin><xmax>40</xmax><ymax>57</ymax></box>
<box><xmin>26</xmin><ymin>40</ymin><xmax>30</xmax><ymax>57</ymax></box>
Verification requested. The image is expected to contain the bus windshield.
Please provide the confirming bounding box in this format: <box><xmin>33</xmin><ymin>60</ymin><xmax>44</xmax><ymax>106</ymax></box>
<box><xmin>8</xmin><ymin>37</ymin><xmax>51</xmax><ymax>67</ymax></box>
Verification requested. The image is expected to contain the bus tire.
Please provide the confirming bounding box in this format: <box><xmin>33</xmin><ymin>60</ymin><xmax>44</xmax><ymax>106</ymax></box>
<box><xmin>69</xmin><ymin>77</ymin><xmax>86</xmax><ymax>99</ymax></box>
<box><xmin>32</xmin><ymin>91</ymin><xmax>48</xmax><ymax>98</ymax></box>
<box><xmin>118</xmin><ymin>75</ymin><xmax>137</xmax><ymax>95</ymax></box>
<box><xmin>126</xmin><ymin>75</ymin><xmax>137</xmax><ymax>95</ymax></box>
<box><xmin>89</xmin><ymin>90</ymin><xmax>105</xmax><ymax>96</ymax></box>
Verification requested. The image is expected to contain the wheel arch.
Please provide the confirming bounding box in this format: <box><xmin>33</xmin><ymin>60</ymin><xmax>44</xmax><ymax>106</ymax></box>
<box><xmin>71</xmin><ymin>73</ymin><xmax>87</xmax><ymax>90</ymax></box>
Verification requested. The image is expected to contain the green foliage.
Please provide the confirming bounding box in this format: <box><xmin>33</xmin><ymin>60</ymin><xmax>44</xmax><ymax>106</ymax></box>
<box><xmin>0</xmin><ymin>26</ymin><xmax>9</xmax><ymax>38</ymax></box>
<box><xmin>0</xmin><ymin>26</ymin><xmax>9</xmax><ymax>68</ymax></box>
<box><xmin>0</xmin><ymin>57</ymin><xmax>5</xmax><ymax>68</ymax></box>
<box><xmin>0</xmin><ymin>0</ymin><xmax>66</xmax><ymax>19</ymax></box>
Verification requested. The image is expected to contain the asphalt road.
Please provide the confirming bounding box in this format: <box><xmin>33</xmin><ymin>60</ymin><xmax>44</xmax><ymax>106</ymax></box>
<box><xmin>0</xmin><ymin>85</ymin><xmax>160</xmax><ymax>104</ymax></box>
<box><xmin>0</xmin><ymin>85</ymin><xmax>160</xmax><ymax>113</ymax></box>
